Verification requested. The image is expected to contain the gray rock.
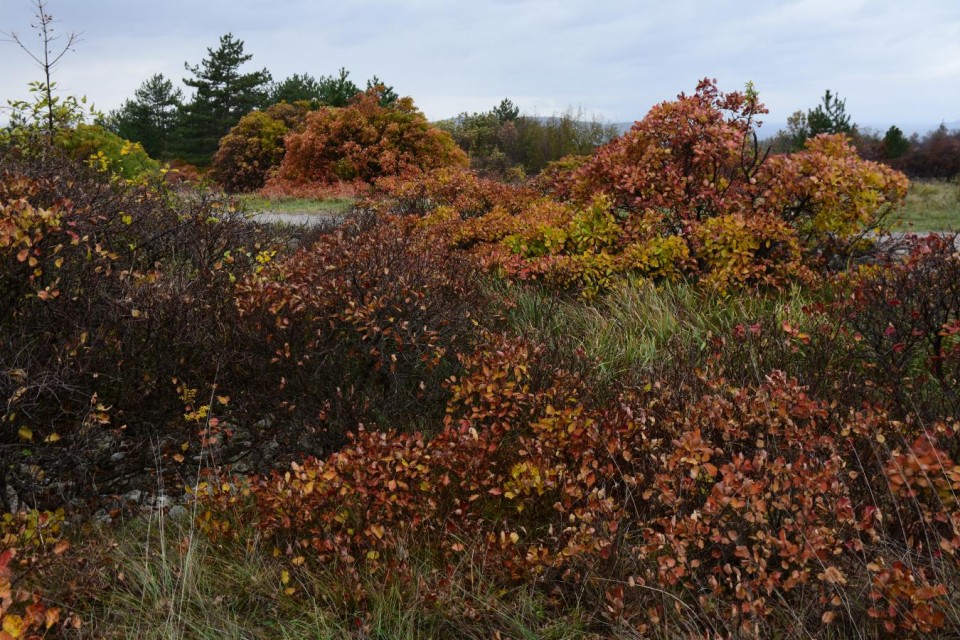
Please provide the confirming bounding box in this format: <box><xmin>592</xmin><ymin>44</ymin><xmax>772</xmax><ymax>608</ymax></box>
<box><xmin>167</xmin><ymin>505</ymin><xmax>189</xmax><ymax>521</ymax></box>
<box><xmin>122</xmin><ymin>489</ymin><xmax>143</xmax><ymax>503</ymax></box>
<box><xmin>4</xmin><ymin>487</ymin><xmax>19</xmax><ymax>513</ymax></box>
<box><xmin>151</xmin><ymin>494</ymin><xmax>174</xmax><ymax>509</ymax></box>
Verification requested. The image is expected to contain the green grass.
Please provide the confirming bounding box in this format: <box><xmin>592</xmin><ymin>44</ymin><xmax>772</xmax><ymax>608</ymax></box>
<box><xmin>500</xmin><ymin>279</ymin><xmax>809</xmax><ymax>387</ymax></box>
<box><xmin>895</xmin><ymin>179</ymin><xmax>960</xmax><ymax>232</ymax></box>
<box><xmin>234</xmin><ymin>194</ymin><xmax>356</xmax><ymax>216</ymax></box>
<box><xmin>74</xmin><ymin>509</ymin><xmax>601</xmax><ymax>639</ymax></box>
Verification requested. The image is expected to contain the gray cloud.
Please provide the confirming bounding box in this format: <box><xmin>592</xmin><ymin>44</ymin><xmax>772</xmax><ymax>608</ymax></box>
<box><xmin>2</xmin><ymin>0</ymin><xmax>958</xmax><ymax>132</ymax></box>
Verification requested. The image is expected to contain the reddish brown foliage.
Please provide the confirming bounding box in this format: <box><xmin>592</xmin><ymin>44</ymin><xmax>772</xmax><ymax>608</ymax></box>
<box><xmin>233</xmin><ymin>214</ymin><xmax>486</xmax><ymax>450</ymax></box>
<box><xmin>201</xmin><ymin>329</ymin><xmax>959</xmax><ymax>635</ymax></box>
<box><xmin>211</xmin><ymin>101</ymin><xmax>312</xmax><ymax>193</ymax></box>
<box><xmin>404</xmin><ymin>81</ymin><xmax>908</xmax><ymax>296</ymax></box>
<box><xmin>265</xmin><ymin>90</ymin><xmax>467</xmax><ymax>195</ymax></box>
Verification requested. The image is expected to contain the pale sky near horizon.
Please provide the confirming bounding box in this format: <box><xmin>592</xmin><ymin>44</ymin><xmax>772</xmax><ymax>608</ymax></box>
<box><xmin>2</xmin><ymin>0</ymin><xmax>959</xmax><ymax>134</ymax></box>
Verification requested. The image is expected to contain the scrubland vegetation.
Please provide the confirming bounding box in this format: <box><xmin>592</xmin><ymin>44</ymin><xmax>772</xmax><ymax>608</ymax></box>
<box><xmin>3</xmin><ymin>4</ymin><xmax>960</xmax><ymax>637</ymax></box>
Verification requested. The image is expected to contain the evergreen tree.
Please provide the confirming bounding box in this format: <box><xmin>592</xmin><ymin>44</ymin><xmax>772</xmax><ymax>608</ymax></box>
<box><xmin>270</xmin><ymin>73</ymin><xmax>324</xmax><ymax>106</ymax></box>
<box><xmin>365</xmin><ymin>76</ymin><xmax>398</xmax><ymax>106</ymax></box>
<box><xmin>315</xmin><ymin>68</ymin><xmax>360</xmax><ymax>107</ymax></box>
<box><xmin>108</xmin><ymin>74</ymin><xmax>183</xmax><ymax>159</ymax></box>
<box><xmin>177</xmin><ymin>33</ymin><xmax>272</xmax><ymax>165</ymax></box>
<box><xmin>807</xmin><ymin>89</ymin><xmax>853</xmax><ymax>137</ymax></box>
<box><xmin>882</xmin><ymin>125</ymin><xmax>910</xmax><ymax>159</ymax></box>
<box><xmin>492</xmin><ymin>98</ymin><xmax>519</xmax><ymax>124</ymax></box>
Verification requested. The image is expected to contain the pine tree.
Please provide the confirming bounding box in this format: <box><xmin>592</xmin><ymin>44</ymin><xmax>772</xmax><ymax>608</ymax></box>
<box><xmin>492</xmin><ymin>98</ymin><xmax>519</xmax><ymax>124</ymax></box>
<box><xmin>882</xmin><ymin>125</ymin><xmax>910</xmax><ymax>159</ymax></box>
<box><xmin>315</xmin><ymin>68</ymin><xmax>360</xmax><ymax>108</ymax></box>
<box><xmin>807</xmin><ymin>90</ymin><xmax>853</xmax><ymax>137</ymax></box>
<box><xmin>365</xmin><ymin>76</ymin><xmax>398</xmax><ymax>107</ymax></box>
<box><xmin>108</xmin><ymin>74</ymin><xmax>183</xmax><ymax>159</ymax></box>
<box><xmin>270</xmin><ymin>73</ymin><xmax>325</xmax><ymax>106</ymax></box>
<box><xmin>177</xmin><ymin>33</ymin><xmax>272</xmax><ymax>165</ymax></box>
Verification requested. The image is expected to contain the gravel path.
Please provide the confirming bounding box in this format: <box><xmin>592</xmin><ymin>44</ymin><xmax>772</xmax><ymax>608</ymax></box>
<box><xmin>251</xmin><ymin>211</ymin><xmax>346</xmax><ymax>227</ymax></box>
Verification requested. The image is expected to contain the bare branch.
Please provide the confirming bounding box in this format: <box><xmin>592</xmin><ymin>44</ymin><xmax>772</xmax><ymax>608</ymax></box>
<box><xmin>2</xmin><ymin>0</ymin><xmax>82</xmax><ymax>135</ymax></box>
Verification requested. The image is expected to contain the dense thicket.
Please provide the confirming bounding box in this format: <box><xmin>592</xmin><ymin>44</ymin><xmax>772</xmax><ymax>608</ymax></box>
<box><xmin>383</xmin><ymin>80</ymin><xmax>908</xmax><ymax>296</ymax></box>
<box><xmin>3</xmin><ymin>75</ymin><xmax>960</xmax><ymax>639</ymax></box>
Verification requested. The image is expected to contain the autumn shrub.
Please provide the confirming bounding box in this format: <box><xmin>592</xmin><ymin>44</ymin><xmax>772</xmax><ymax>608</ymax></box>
<box><xmin>638</xmin><ymin>376</ymin><xmax>959</xmax><ymax>637</ymax></box>
<box><xmin>211</xmin><ymin>101</ymin><xmax>312</xmax><ymax>193</ymax></box>
<box><xmin>892</xmin><ymin>125</ymin><xmax>960</xmax><ymax>179</ymax></box>
<box><xmin>0</xmin><ymin>146</ymin><xmax>271</xmax><ymax>506</ymax></box>
<box><xmin>830</xmin><ymin>234</ymin><xmax>960</xmax><ymax>418</ymax></box>
<box><xmin>761</xmin><ymin>133</ymin><xmax>909</xmax><ymax>259</ymax></box>
<box><xmin>0</xmin><ymin>508</ymin><xmax>78</xmax><ymax>638</ymax></box>
<box><xmin>567</xmin><ymin>81</ymin><xmax>906</xmax><ymax>248</ymax></box>
<box><xmin>265</xmin><ymin>89</ymin><xmax>467</xmax><ymax>196</ymax></box>
<box><xmin>199</xmin><ymin>328</ymin><xmax>960</xmax><ymax>636</ymax></box>
<box><xmin>405</xmin><ymin>80</ymin><xmax>908</xmax><ymax>297</ymax></box>
<box><xmin>57</xmin><ymin>123</ymin><xmax>160</xmax><ymax>180</ymax></box>
<box><xmin>233</xmin><ymin>213</ymin><xmax>487</xmax><ymax>455</ymax></box>
<box><xmin>369</xmin><ymin>166</ymin><xmax>537</xmax><ymax>218</ymax></box>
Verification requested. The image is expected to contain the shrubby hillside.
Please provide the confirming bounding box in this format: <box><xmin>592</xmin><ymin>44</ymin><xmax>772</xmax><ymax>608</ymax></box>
<box><xmin>1</xmin><ymin>76</ymin><xmax>959</xmax><ymax>639</ymax></box>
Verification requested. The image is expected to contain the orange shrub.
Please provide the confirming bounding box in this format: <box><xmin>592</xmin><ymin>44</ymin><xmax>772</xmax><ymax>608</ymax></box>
<box><xmin>211</xmin><ymin>101</ymin><xmax>312</xmax><ymax>193</ymax></box>
<box><xmin>370</xmin><ymin>166</ymin><xmax>537</xmax><ymax>218</ymax></box>
<box><xmin>395</xmin><ymin>80</ymin><xmax>908</xmax><ymax>296</ymax></box>
<box><xmin>761</xmin><ymin>134</ymin><xmax>909</xmax><ymax>255</ymax></box>
<box><xmin>265</xmin><ymin>90</ymin><xmax>467</xmax><ymax>195</ymax></box>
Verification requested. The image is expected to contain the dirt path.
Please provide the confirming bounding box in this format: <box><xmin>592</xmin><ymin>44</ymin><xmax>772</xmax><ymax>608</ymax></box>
<box><xmin>251</xmin><ymin>211</ymin><xmax>346</xmax><ymax>227</ymax></box>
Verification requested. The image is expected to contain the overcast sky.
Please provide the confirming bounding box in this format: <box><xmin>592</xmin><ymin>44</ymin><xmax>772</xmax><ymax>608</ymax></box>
<box><xmin>2</xmin><ymin>0</ymin><xmax>959</xmax><ymax>134</ymax></box>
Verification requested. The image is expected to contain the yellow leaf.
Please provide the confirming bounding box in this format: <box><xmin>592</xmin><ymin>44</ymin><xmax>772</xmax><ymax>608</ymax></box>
<box><xmin>45</xmin><ymin>433</ymin><xmax>61</xmax><ymax>443</ymax></box>
<box><xmin>17</xmin><ymin>427</ymin><xmax>32</xmax><ymax>441</ymax></box>
<box><xmin>280</xmin><ymin>570</ymin><xmax>290</xmax><ymax>585</ymax></box>
<box><xmin>2</xmin><ymin>614</ymin><xmax>24</xmax><ymax>638</ymax></box>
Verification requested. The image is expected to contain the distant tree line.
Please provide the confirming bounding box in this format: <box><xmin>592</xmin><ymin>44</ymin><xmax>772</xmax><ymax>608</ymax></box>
<box><xmin>765</xmin><ymin>89</ymin><xmax>960</xmax><ymax>180</ymax></box>
<box><xmin>104</xmin><ymin>33</ymin><xmax>396</xmax><ymax>167</ymax></box>
<box><xmin>436</xmin><ymin>99</ymin><xmax>620</xmax><ymax>178</ymax></box>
